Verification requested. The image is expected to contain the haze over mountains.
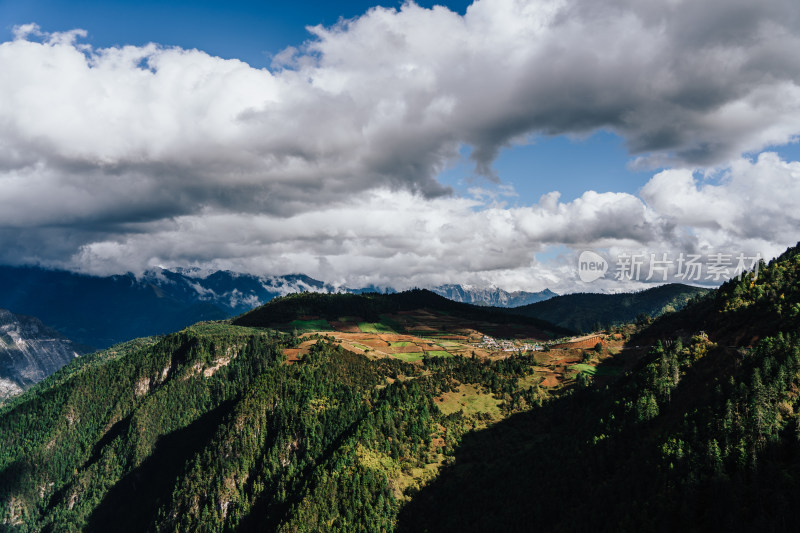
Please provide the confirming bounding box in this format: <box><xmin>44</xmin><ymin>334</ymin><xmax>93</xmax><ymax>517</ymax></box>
<box><xmin>0</xmin><ymin>262</ymin><xmax>708</xmax><ymax>350</ymax></box>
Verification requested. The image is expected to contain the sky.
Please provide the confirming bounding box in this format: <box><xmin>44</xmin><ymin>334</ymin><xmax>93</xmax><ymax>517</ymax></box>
<box><xmin>0</xmin><ymin>0</ymin><xmax>799</xmax><ymax>293</ymax></box>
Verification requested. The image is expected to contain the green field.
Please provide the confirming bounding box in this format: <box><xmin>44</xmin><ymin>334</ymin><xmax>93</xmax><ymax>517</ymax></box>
<box><xmin>436</xmin><ymin>341</ymin><xmax>461</xmax><ymax>347</ymax></box>
<box><xmin>568</xmin><ymin>363</ymin><xmax>622</xmax><ymax>377</ymax></box>
<box><xmin>288</xmin><ymin>319</ymin><xmax>332</xmax><ymax>332</ymax></box>
<box><xmin>517</xmin><ymin>373</ymin><xmax>544</xmax><ymax>388</ymax></box>
<box><xmin>391</xmin><ymin>341</ymin><xmax>413</xmax><ymax>347</ymax></box>
<box><xmin>424</xmin><ymin>350</ymin><xmax>453</xmax><ymax>358</ymax></box>
<box><xmin>436</xmin><ymin>383</ymin><xmax>501</xmax><ymax>418</ymax></box>
<box><xmin>358</xmin><ymin>322</ymin><xmax>395</xmax><ymax>333</ymax></box>
<box><xmin>394</xmin><ymin>352</ymin><xmax>424</xmax><ymax>362</ymax></box>
<box><xmin>378</xmin><ymin>314</ymin><xmax>405</xmax><ymax>332</ymax></box>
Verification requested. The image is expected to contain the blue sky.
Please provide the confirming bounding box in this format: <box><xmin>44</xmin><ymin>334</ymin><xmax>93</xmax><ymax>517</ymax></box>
<box><xmin>0</xmin><ymin>1</ymin><xmax>472</xmax><ymax>66</ymax></box>
<box><xmin>0</xmin><ymin>0</ymin><xmax>799</xmax><ymax>292</ymax></box>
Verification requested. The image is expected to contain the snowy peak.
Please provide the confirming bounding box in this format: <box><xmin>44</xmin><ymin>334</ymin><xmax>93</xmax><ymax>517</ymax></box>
<box><xmin>0</xmin><ymin>264</ymin><xmax>557</xmax><ymax>352</ymax></box>
<box><xmin>140</xmin><ymin>269</ymin><xmax>343</xmax><ymax>316</ymax></box>
<box><xmin>432</xmin><ymin>285</ymin><xmax>557</xmax><ymax>307</ymax></box>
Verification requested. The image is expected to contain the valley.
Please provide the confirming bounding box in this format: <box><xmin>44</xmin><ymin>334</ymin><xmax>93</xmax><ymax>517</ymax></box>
<box><xmin>1</xmin><ymin>242</ymin><xmax>798</xmax><ymax>531</ymax></box>
<box><xmin>282</xmin><ymin>308</ymin><xmax>636</xmax><ymax>391</ymax></box>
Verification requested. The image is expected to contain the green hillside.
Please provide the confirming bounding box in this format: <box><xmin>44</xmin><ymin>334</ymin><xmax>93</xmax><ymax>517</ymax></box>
<box><xmin>400</xmin><ymin>245</ymin><xmax>800</xmax><ymax>531</ymax></box>
<box><xmin>2</xmin><ymin>244</ymin><xmax>800</xmax><ymax>531</ymax></box>
<box><xmin>0</xmin><ymin>320</ymin><xmax>549</xmax><ymax>531</ymax></box>
<box><xmin>234</xmin><ymin>288</ymin><xmax>573</xmax><ymax>337</ymax></box>
<box><xmin>507</xmin><ymin>282</ymin><xmax>710</xmax><ymax>332</ymax></box>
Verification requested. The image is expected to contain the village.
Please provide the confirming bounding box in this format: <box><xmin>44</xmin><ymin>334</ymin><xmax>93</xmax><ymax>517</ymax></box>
<box><xmin>474</xmin><ymin>332</ymin><xmax>609</xmax><ymax>354</ymax></box>
<box><xmin>475</xmin><ymin>334</ymin><xmax>543</xmax><ymax>353</ymax></box>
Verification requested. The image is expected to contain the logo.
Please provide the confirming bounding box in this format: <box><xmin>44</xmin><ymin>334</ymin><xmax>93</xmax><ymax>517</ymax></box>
<box><xmin>578</xmin><ymin>250</ymin><xmax>608</xmax><ymax>282</ymax></box>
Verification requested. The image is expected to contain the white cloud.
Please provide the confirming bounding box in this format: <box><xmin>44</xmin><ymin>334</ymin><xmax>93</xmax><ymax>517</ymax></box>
<box><xmin>46</xmin><ymin>188</ymin><xmax>673</xmax><ymax>291</ymax></box>
<box><xmin>3</xmin><ymin>153</ymin><xmax>795</xmax><ymax>293</ymax></box>
<box><xmin>641</xmin><ymin>152</ymin><xmax>800</xmax><ymax>257</ymax></box>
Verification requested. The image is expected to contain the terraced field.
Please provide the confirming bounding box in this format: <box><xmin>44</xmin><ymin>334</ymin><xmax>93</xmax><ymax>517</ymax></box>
<box><xmin>272</xmin><ymin>302</ymin><xmax>637</xmax><ymax>395</ymax></box>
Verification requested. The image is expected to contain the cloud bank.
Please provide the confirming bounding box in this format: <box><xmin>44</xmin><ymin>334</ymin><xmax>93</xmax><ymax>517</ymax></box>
<box><xmin>1</xmin><ymin>0</ymin><xmax>800</xmax><ymax>290</ymax></box>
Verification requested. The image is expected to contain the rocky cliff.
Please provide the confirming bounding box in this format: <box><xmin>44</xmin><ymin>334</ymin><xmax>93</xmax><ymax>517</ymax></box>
<box><xmin>0</xmin><ymin>309</ymin><xmax>85</xmax><ymax>401</ymax></box>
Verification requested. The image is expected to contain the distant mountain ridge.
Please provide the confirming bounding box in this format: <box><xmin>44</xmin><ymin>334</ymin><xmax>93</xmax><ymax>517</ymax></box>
<box><xmin>431</xmin><ymin>284</ymin><xmax>557</xmax><ymax>307</ymax></box>
<box><xmin>0</xmin><ymin>264</ymin><xmax>697</xmax><ymax>351</ymax></box>
<box><xmin>0</xmin><ymin>266</ymin><xmax>230</xmax><ymax>349</ymax></box>
<box><xmin>0</xmin><ymin>267</ymin><xmax>359</xmax><ymax>348</ymax></box>
<box><xmin>151</xmin><ymin>270</ymin><xmax>344</xmax><ymax>315</ymax></box>
<box><xmin>0</xmin><ymin>309</ymin><xmax>86</xmax><ymax>400</ymax></box>
<box><xmin>233</xmin><ymin>288</ymin><xmax>573</xmax><ymax>338</ymax></box>
<box><xmin>505</xmin><ymin>283</ymin><xmax>710</xmax><ymax>332</ymax></box>
<box><xmin>0</xmin><ymin>265</ymin><xmax>558</xmax><ymax>348</ymax></box>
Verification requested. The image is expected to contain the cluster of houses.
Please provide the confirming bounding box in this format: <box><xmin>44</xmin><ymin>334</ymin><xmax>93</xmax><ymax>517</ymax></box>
<box><xmin>476</xmin><ymin>335</ymin><xmax>543</xmax><ymax>353</ymax></box>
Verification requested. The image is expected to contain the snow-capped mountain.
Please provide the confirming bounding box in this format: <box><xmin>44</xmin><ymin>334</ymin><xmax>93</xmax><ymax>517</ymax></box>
<box><xmin>431</xmin><ymin>284</ymin><xmax>557</xmax><ymax>307</ymax></box>
<box><xmin>0</xmin><ymin>265</ymin><xmax>556</xmax><ymax>349</ymax></box>
<box><xmin>145</xmin><ymin>269</ymin><xmax>345</xmax><ymax>315</ymax></box>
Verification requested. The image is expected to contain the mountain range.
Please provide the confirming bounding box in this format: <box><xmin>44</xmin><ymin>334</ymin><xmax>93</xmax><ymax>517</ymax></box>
<box><xmin>431</xmin><ymin>284</ymin><xmax>556</xmax><ymax>307</ymax></box>
<box><xmin>0</xmin><ymin>265</ymin><xmax>702</xmax><ymax>402</ymax></box>
<box><xmin>0</xmin><ymin>266</ymin><xmax>558</xmax><ymax>349</ymax></box>
<box><xmin>0</xmin><ymin>242</ymin><xmax>797</xmax><ymax>530</ymax></box>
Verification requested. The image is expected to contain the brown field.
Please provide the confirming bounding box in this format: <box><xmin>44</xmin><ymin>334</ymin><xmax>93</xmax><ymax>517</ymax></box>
<box><xmin>540</xmin><ymin>373</ymin><xmax>560</xmax><ymax>387</ymax></box>
<box><xmin>551</xmin><ymin>334</ymin><xmax>606</xmax><ymax>350</ymax></box>
<box><xmin>283</xmin><ymin>348</ymin><xmax>302</xmax><ymax>364</ymax></box>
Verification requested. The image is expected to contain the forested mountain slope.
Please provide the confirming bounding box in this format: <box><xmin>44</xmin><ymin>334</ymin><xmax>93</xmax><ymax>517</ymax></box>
<box><xmin>400</xmin><ymin>244</ymin><xmax>800</xmax><ymax>531</ymax></box>
<box><xmin>0</xmin><ymin>318</ymin><xmax>552</xmax><ymax>530</ymax></box>
<box><xmin>233</xmin><ymin>288</ymin><xmax>573</xmax><ymax>338</ymax></box>
<box><xmin>2</xmin><ymin>243</ymin><xmax>799</xmax><ymax>532</ymax></box>
<box><xmin>507</xmin><ymin>282</ymin><xmax>709</xmax><ymax>332</ymax></box>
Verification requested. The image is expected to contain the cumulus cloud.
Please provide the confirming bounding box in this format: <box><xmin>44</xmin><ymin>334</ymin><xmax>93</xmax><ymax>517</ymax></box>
<box><xmin>641</xmin><ymin>152</ymin><xmax>800</xmax><ymax>256</ymax></box>
<box><xmin>28</xmin><ymin>149</ymin><xmax>792</xmax><ymax>293</ymax></box>
<box><xmin>23</xmin><ymin>188</ymin><xmax>678</xmax><ymax>292</ymax></box>
<box><xmin>1</xmin><ymin>0</ymin><xmax>800</xmax><ymax>289</ymax></box>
